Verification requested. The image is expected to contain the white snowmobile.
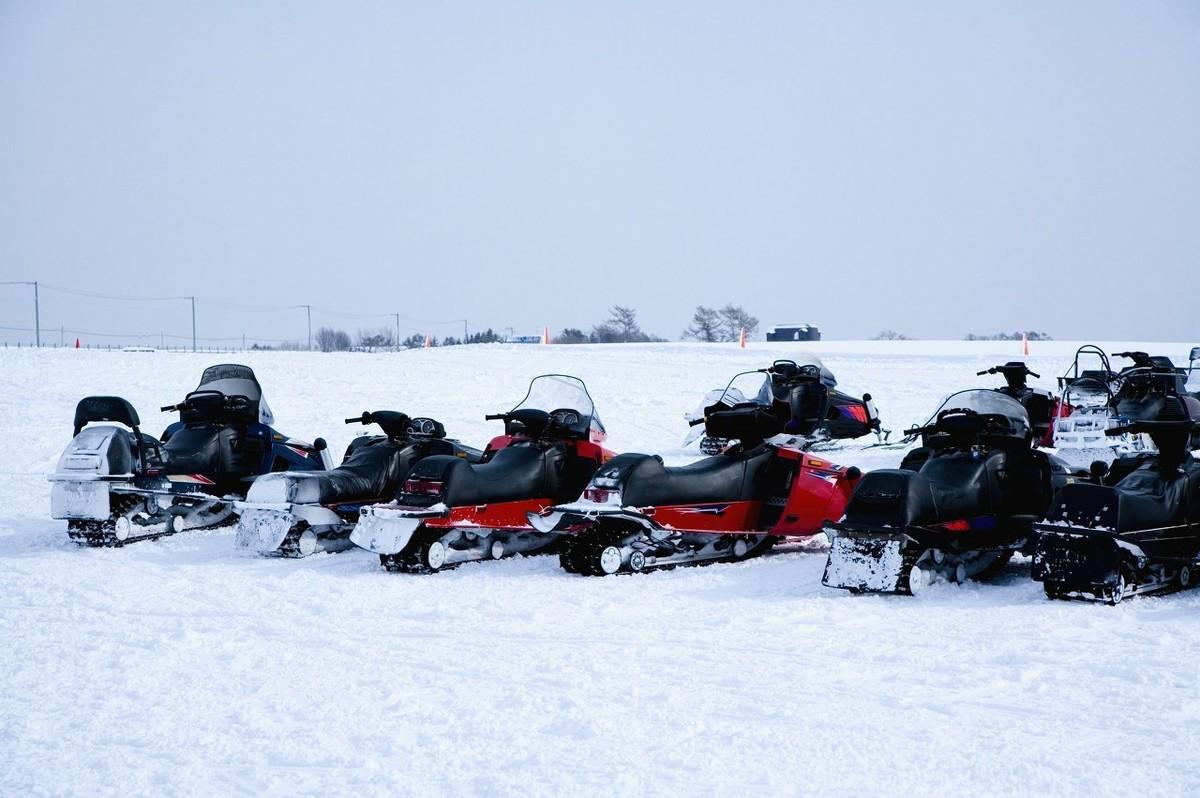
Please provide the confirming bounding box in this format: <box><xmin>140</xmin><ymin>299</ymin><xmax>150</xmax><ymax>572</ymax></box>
<box><xmin>1051</xmin><ymin>347</ymin><xmax>1192</xmax><ymax>468</ymax></box>
<box><xmin>49</xmin><ymin>365</ymin><xmax>330</xmax><ymax>546</ymax></box>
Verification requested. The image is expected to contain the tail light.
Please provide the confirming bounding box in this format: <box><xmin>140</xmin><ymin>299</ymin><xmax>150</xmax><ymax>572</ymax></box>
<box><xmin>403</xmin><ymin>478</ymin><xmax>444</xmax><ymax>496</ymax></box>
<box><xmin>584</xmin><ymin>487</ymin><xmax>621</xmax><ymax>504</ymax></box>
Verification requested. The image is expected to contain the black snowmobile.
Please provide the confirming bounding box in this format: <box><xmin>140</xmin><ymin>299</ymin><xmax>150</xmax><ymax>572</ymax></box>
<box><xmin>234</xmin><ymin>412</ymin><xmax>483</xmax><ymax>557</ymax></box>
<box><xmin>685</xmin><ymin>358</ymin><xmax>885</xmax><ymax>454</ymax></box>
<box><xmin>822</xmin><ymin>389</ymin><xmax>1074</xmax><ymax>594</ymax></box>
<box><xmin>1033</xmin><ymin>386</ymin><xmax>1200</xmax><ymax>604</ymax></box>
<box><xmin>977</xmin><ymin>361</ymin><xmax>1059</xmax><ymax>446</ymax></box>
<box><xmin>49</xmin><ymin>364</ymin><xmax>328</xmax><ymax>546</ymax></box>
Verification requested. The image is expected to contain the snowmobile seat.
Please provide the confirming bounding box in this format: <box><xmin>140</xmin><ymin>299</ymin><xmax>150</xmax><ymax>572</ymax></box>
<box><xmin>275</xmin><ymin>437</ymin><xmax>428</xmax><ymax>505</ymax></box>
<box><xmin>159</xmin><ymin>426</ymin><xmax>230</xmax><ymax>475</ymax></box>
<box><xmin>618</xmin><ymin>445</ymin><xmax>775</xmax><ymax>507</ymax></box>
<box><xmin>410</xmin><ymin>444</ymin><xmax>565</xmax><ymax>506</ymax></box>
<box><xmin>1049</xmin><ymin>466</ymin><xmax>1195</xmax><ymax>532</ymax></box>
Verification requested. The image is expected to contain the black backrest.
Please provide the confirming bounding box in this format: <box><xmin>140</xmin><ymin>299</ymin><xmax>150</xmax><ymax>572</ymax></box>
<box><xmin>74</xmin><ymin>396</ymin><xmax>140</xmax><ymax>436</ymax></box>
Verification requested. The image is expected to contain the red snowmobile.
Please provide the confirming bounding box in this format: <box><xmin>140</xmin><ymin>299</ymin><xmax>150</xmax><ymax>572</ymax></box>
<box><xmin>351</xmin><ymin>375</ymin><xmax>614</xmax><ymax>572</ymax></box>
<box><xmin>532</xmin><ymin>367</ymin><xmax>861</xmax><ymax>576</ymax></box>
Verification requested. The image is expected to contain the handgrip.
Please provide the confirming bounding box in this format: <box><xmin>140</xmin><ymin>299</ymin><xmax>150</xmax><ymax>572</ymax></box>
<box><xmin>484</xmin><ymin>413</ymin><xmax>507</xmax><ymax>421</ymax></box>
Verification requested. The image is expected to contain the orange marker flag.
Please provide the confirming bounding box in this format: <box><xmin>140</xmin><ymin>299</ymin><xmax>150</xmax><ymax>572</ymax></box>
<box><xmin>1022</xmin><ymin>331</ymin><xmax>1029</xmax><ymax>356</ymax></box>
<box><xmin>739</xmin><ymin>327</ymin><xmax>747</xmax><ymax>349</ymax></box>
<box><xmin>424</xmin><ymin>334</ymin><xmax>432</xmax><ymax>349</ymax></box>
<box><xmin>543</xmin><ymin>326</ymin><xmax>550</xmax><ymax>345</ymax></box>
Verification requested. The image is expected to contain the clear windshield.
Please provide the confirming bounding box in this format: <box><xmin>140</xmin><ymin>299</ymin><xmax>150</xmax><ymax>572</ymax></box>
<box><xmin>923</xmin><ymin>389</ymin><xmax>1031</xmax><ymax>438</ymax></box>
<box><xmin>511</xmin><ymin>374</ymin><xmax>605</xmax><ymax>439</ymax></box>
<box><xmin>1188</xmin><ymin>347</ymin><xmax>1200</xmax><ymax>392</ymax></box>
<box><xmin>786</xmin><ymin>352</ymin><xmax>837</xmax><ymax>387</ymax></box>
<box><xmin>717</xmin><ymin>372</ymin><xmax>774</xmax><ymax>408</ymax></box>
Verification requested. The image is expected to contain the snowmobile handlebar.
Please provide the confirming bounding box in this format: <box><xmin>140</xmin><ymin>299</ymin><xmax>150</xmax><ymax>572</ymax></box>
<box><xmin>160</xmin><ymin>390</ymin><xmax>253</xmax><ymax>414</ymax></box>
<box><xmin>977</xmin><ymin>365</ymin><xmax>1040</xmax><ymax>378</ymax></box>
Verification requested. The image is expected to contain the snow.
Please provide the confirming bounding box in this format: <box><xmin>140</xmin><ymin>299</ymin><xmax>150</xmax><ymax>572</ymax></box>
<box><xmin>3</xmin><ymin>341</ymin><xmax>1200</xmax><ymax>796</ymax></box>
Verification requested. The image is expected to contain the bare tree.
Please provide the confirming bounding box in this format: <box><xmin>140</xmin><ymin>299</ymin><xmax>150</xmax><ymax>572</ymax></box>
<box><xmin>315</xmin><ymin>327</ymin><xmax>352</xmax><ymax>352</ymax></box>
<box><xmin>682</xmin><ymin>306</ymin><xmax>722</xmax><ymax>342</ymax></box>
<box><xmin>608</xmin><ymin>305</ymin><xmax>641</xmax><ymax>343</ymax></box>
<box><xmin>717</xmin><ymin>305</ymin><xmax>759</xmax><ymax>342</ymax></box>
<box><xmin>357</xmin><ymin>327</ymin><xmax>395</xmax><ymax>349</ymax></box>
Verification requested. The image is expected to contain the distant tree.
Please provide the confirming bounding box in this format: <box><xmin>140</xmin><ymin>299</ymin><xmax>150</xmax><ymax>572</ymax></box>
<box><xmin>717</xmin><ymin>305</ymin><xmax>759</xmax><ymax>342</ymax></box>
<box><xmin>357</xmin><ymin>327</ymin><xmax>395</xmax><ymax>349</ymax></box>
<box><xmin>682</xmin><ymin>306</ymin><xmax>722</xmax><ymax>342</ymax></box>
<box><xmin>872</xmin><ymin>330</ymin><xmax>910</xmax><ymax>341</ymax></box>
<box><xmin>554</xmin><ymin>328</ymin><xmax>589</xmax><ymax>345</ymax></box>
<box><xmin>964</xmin><ymin>331</ymin><xmax>1053</xmax><ymax>341</ymax></box>
<box><xmin>315</xmin><ymin>327</ymin><xmax>352</xmax><ymax>352</ymax></box>
<box><xmin>608</xmin><ymin>305</ymin><xmax>641</xmax><ymax>343</ymax></box>
<box><xmin>441</xmin><ymin>336</ymin><xmax>461</xmax><ymax>347</ymax></box>
<box><xmin>465</xmin><ymin>328</ymin><xmax>502</xmax><ymax>344</ymax></box>
<box><xmin>401</xmin><ymin>334</ymin><xmax>426</xmax><ymax>349</ymax></box>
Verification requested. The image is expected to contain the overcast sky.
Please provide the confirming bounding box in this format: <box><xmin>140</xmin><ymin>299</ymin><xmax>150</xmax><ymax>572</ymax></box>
<box><xmin>2</xmin><ymin>1</ymin><xmax>1198</xmax><ymax>345</ymax></box>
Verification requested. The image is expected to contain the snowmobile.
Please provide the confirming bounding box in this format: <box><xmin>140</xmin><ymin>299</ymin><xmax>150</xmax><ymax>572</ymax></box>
<box><xmin>1053</xmin><ymin>349</ymin><xmax>1199</xmax><ymax>467</ymax></box>
<box><xmin>1032</xmin><ymin>389</ymin><xmax>1200</xmax><ymax>604</ymax></box>
<box><xmin>822</xmin><ymin>388</ymin><xmax>1074</xmax><ymax>594</ymax></box>
<box><xmin>351</xmin><ymin>375</ymin><xmax>614</xmax><ymax>572</ymax></box>
<box><xmin>977</xmin><ymin>361</ymin><xmax>1060</xmax><ymax>446</ymax></box>
<box><xmin>49</xmin><ymin>364</ymin><xmax>328</xmax><ymax>546</ymax></box>
<box><xmin>234</xmin><ymin>412</ymin><xmax>483</xmax><ymax>557</ymax></box>
<box><xmin>683</xmin><ymin>356</ymin><xmax>884</xmax><ymax>454</ymax></box>
<box><xmin>535</xmin><ymin>368</ymin><xmax>861</xmax><ymax>576</ymax></box>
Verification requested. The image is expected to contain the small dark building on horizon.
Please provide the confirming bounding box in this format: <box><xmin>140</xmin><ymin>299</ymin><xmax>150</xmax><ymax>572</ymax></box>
<box><xmin>765</xmin><ymin>323</ymin><xmax>821</xmax><ymax>342</ymax></box>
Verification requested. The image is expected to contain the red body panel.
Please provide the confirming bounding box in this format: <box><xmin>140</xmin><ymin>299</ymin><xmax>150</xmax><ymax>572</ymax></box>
<box><xmin>426</xmin><ymin>498</ymin><xmax>556</xmax><ymax>530</ymax></box>
<box><xmin>769</xmin><ymin>450</ymin><xmax>856</xmax><ymax>537</ymax></box>
<box><xmin>642</xmin><ymin>501</ymin><xmax>761</xmax><ymax>533</ymax></box>
<box><xmin>624</xmin><ymin>448</ymin><xmax>857</xmax><ymax>538</ymax></box>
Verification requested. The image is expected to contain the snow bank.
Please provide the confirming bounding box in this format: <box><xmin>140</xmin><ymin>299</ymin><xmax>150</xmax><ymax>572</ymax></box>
<box><xmin>2</xmin><ymin>342</ymin><xmax>1198</xmax><ymax>796</ymax></box>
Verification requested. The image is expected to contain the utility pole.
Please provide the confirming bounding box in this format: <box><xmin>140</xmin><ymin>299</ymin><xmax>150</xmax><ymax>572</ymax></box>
<box><xmin>60</xmin><ymin>326</ymin><xmax>64</xmax><ymax>347</ymax></box>
<box><xmin>462</xmin><ymin>319</ymin><xmax>468</xmax><ymax>341</ymax></box>
<box><xmin>300</xmin><ymin>305</ymin><xmax>312</xmax><ymax>350</ymax></box>
<box><xmin>393</xmin><ymin>313</ymin><xmax>400</xmax><ymax>352</ymax></box>
<box><xmin>190</xmin><ymin>296</ymin><xmax>196</xmax><ymax>352</ymax></box>
<box><xmin>33</xmin><ymin>281</ymin><xmax>40</xmax><ymax>347</ymax></box>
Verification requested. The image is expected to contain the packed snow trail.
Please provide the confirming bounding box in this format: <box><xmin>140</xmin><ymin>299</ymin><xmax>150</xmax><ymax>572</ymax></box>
<box><xmin>3</xmin><ymin>342</ymin><xmax>1199</xmax><ymax>796</ymax></box>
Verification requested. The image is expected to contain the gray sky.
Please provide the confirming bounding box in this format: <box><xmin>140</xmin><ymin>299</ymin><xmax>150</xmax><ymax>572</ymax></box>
<box><xmin>2</xmin><ymin>1</ymin><xmax>1198</xmax><ymax>345</ymax></box>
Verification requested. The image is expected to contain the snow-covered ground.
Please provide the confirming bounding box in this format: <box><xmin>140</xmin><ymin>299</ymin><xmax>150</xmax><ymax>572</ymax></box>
<box><xmin>3</xmin><ymin>341</ymin><xmax>1199</xmax><ymax>797</ymax></box>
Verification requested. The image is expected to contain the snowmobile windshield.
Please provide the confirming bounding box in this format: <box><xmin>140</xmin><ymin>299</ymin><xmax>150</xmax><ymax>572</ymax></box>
<box><xmin>923</xmin><ymin>389</ymin><xmax>1031</xmax><ymax>440</ymax></box>
<box><xmin>716</xmin><ymin>371</ymin><xmax>775</xmax><ymax>408</ymax></box>
<box><xmin>191</xmin><ymin>364</ymin><xmax>274</xmax><ymax>425</ymax></box>
<box><xmin>781</xmin><ymin>353</ymin><xmax>837</xmax><ymax>388</ymax></box>
<box><xmin>510</xmin><ymin>374</ymin><xmax>605</xmax><ymax>442</ymax></box>
<box><xmin>196</xmin><ymin>364</ymin><xmax>262</xmax><ymax>401</ymax></box>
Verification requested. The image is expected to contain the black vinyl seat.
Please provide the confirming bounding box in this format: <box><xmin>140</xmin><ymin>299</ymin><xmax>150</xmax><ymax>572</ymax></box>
<box><xmin>620</xmin><ymin>445</ymin><xmax>775</xmax><ymax>507</ymax></box>
<box><xmin>288</xmin><ymin>439</ymin><xmax>420</xmax><ymax>504</ymax></box>
<box><xmin>410</xmin><ymin>445</ymin><xmax>560</xmax><ymax>506</ymax></box>
<box><xmin>159</xmin><ymin>427</ymin><xmax>231</xmax><ymax>475</ymax></box>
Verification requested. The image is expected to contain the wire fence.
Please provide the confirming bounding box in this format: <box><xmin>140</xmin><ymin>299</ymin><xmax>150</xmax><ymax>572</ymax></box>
<box><xmin>0</xmin><ymin>281</ymin><xmax>489</xmax><ymax>351</ymax></box>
